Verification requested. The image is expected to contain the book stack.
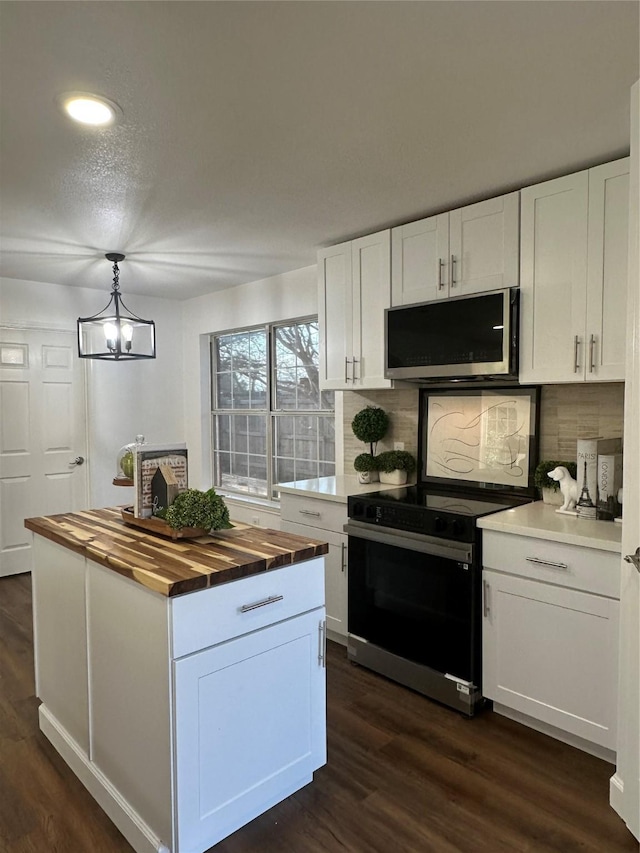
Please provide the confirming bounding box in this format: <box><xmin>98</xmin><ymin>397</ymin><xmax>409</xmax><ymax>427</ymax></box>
<box><xmin>575</xmin><ymin>437</ymin><xmax>622</xmax><ymax>520</ymax></box>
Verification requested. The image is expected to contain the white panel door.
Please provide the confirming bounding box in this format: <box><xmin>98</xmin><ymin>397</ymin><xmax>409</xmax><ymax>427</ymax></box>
<box><xmin>586</xmin><ymin>159</ymin><xmax>630</xmax><ymax>381</ymax></box>
<box><xmin>391</xmin><ymin>214</ymin><xmax>449</xmax><ymax>305</ymax></box>
<box><xmin>483</xmin><ymin>569</ymin><xmax>619</xmax><ymax>750</ymax></box>
<box><xmin>519</xmin><ymin>171</ymin><xmax>589</xmax><ymax>383</ymax></box>
<box><xmin>449</xmin><ymin>192</ymin><xmax>520</xmax><ymax>296</ymax></box>
<box><xmin>352</xmin><ymin>229</ymin><xmax>393</xmax><ymax>389</ymax></box>
<box><xmin>317</xmin><ymin>242</ymin><xmax>353</xmax><ymax>389</ymax></box>
<box><xmin>0</xmin><ymin>329</ymin><xmax>88</xmax><ymax>576</ymax></box>
<box><xmin>610</xmin><ymin>81</ymin><xmax>639</xmax><ymax>842</ymax></box>
<box><xmin>174</xmin><ymin>607</ymin><xmax>327</xmax><ymax>853</ymax></box>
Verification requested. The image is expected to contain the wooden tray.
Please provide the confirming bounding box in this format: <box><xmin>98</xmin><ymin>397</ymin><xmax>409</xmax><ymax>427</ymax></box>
<box><xmin>120</xmin><ymin>507</ymin><xmax>207</xmax><ymax>540</ymax></box>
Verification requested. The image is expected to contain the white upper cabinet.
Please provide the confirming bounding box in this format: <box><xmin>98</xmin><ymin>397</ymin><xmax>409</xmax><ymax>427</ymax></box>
<box><xmin>391</xmin><ymin>192</ymin><xmax>520</xmax><ymax>306</ymax></box>
<box><xmin>519</xmin><ymin>158</ymin><xmax>629</xmax><ymax>384</ymax></box>
<box><xmin>318</xmin><ymin>229</ymin><xmax>392</xmax><ymax>391</ymax></box>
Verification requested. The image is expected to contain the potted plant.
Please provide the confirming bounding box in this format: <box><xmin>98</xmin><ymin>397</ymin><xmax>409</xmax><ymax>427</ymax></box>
<box><xmin>376</xmin><ymin>450</ymin><xmax>417</xmax><ymax>486</ymax></box>
<box><xmin>354</xmin><ymin>452</ymin><xmax>380</xmax><ymax>484</ymax></box>
<box><xmin>159</xmin><ymin>487</ymin><xmax>233</xmax><ymax>532</ymax></box>
<box><xmin>534</xmin><ymin>460</ymin><xmax>578</xmax><ymax>505</ymax></box>
<box><xmin>351</xmin><ymin>406</ymin><xmax>389</xmax><ymax>482</ymax></box>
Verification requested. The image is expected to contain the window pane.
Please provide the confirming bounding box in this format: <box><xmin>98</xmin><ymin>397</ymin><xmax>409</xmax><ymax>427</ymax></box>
<box><xmin>212</xmin><ymin>320</ymin><xmax>333</xmax><ymax>499</ymax></box>
<box><xmin>274</xmin><ymin>321</ymin><xmax>320</xmax><ymax>410</ymax></box>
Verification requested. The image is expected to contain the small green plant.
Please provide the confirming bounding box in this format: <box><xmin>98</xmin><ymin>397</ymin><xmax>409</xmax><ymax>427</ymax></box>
<box><xmin>161</xmin><ymin>488</ymin><xmax>233</xmax><ymax>531</ymax></box>
<box><xmin>354</xmin><ymin>452</ymin><xmax>379</xmax><ymax>473</ymax></box>
<box><xmin>376</xmin><ymin>450</ymin><xmax>416</xmax><ymax>474</ymax></box>
<box><xmin>534</xmin><ymin>460</ymin><xmax>577</xmax><ymax>493</ymax></box>
<box><xmin>351</xmin><ymin>406</ymin><xmax>389</xmax><ymax>456</ymax></box>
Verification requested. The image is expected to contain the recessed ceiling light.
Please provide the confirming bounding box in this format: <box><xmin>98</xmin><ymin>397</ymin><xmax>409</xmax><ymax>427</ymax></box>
<box><xmin>58</xmin><ymin>92</ymin><xmax>122</xmax><ymax>126</ymax></box>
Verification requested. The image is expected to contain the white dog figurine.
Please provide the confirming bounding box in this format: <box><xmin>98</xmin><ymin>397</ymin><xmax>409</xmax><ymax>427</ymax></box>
<box><xmin>547</xmin><ymin>466</ymin><xmax>578</xmax><ymax>511</ymax></box>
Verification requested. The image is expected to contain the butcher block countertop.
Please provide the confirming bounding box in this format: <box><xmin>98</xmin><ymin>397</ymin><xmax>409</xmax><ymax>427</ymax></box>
<box><xmin>24</xmin><ymin>507</ymin><xmax>328</xmax><ymax>597</ymax></box>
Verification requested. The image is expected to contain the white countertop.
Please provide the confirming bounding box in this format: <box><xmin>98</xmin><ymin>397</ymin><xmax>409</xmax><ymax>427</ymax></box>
<box><xmin>478</xmin><ymin>501</ymin><xmax>623</xmax><ymax>552</ymax></box>
<box><xmin>277</xmin><ymin>475</ymin><xmax>400</xmax><ymax>503</ymax></box>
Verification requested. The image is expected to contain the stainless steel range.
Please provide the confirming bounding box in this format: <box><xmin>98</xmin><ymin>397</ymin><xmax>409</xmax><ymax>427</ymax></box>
<box><xmin>345</xmin><ymin>386</ymin><xmax>540</xmax><ymax>716</ymax></box>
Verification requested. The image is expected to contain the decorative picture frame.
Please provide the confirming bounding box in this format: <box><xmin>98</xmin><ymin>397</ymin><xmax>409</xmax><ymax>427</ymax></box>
<box><xmin>418</xmin><ymin>386</ymin><xmax>540</xmax><ymax>494</ymax></box>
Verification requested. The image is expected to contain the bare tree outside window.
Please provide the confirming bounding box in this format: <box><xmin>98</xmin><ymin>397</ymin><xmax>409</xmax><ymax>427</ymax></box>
<box><xmin>211</xmin><ymin>319</ymin><xmax>334</xmax><ymax>498</ymax></box>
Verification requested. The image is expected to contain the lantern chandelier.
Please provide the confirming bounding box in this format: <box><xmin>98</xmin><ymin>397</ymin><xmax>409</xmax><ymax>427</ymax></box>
<box><xmin>77</xmin><ymin>253</ymin><xmax>156</xmax><ymax>360</ymax></box>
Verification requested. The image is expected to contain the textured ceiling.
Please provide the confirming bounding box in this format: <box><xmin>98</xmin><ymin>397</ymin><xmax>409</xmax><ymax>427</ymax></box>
<box><xmin>0</xmin><ymin>1</ymin><xmax>638</xmax><ymax>300</ymax></box>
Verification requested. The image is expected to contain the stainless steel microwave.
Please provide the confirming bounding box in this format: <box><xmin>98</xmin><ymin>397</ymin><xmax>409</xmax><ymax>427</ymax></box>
<box><xmin>385</xmin><ymin>288</ymin><xmax>519</xmax><ymax>383</ymax></box>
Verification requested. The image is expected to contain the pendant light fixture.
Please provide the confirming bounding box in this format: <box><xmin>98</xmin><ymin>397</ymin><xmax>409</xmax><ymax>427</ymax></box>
<box><xmin>77</xmin><ymin>253</ymin><xmax>156</xmax><ymax>360</ymax></box>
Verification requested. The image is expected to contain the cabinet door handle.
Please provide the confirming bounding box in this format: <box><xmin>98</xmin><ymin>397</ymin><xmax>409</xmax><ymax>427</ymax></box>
<box><xmin>438</xmin><ymin>258</ymin><xmax>445</xmax><ymax>289</ymax></box>
<box><xmin>589</xmin><ymin>334</ymin><xmax>596</xmax><ymax>373</ymax></box>
<box><xmin>353</xmin><ymin>357</ymin><xmax>360</xmax><ymax>382</ymax></box>
<box><xmin>341</xmin><ymin>541</ymin><xmax>346</xmax><ymax>572</ymax></box>
<box><xmin>483</xmin><ymin>579</ymin><xmax>490</xmax><ymax>618</ymax></box>
<box><xmin>239</xmin><ymin>594</ymin><xmax>284</xmax><ymax>613</ymax></box>
<box><xmin>573</xmin><ymin>335</ymin><xmax>581</xmax><ymax>373</ymax></box>
<box><xmin>318</xmin><ymin>620</ymin><xmax>327</xmax><ymax>667</ymax></box>
<box><xmin>299</xmin><ymin>509</ymin><xmax>321</xmax><ymax>517</ymax></box>
<box><xmin>345</xmin><ymin>357</ymin><xmax>352</xmax><ymax>383</ymax></box>
<box><xmin>525</xmin><ymin>556</ymin><xmax>569</xmax><ymax>570</ymax></box>
<box><xmin>450</xmin><ymin>254</ymin><xmax>457</xmax><ymax>287</ymax></box>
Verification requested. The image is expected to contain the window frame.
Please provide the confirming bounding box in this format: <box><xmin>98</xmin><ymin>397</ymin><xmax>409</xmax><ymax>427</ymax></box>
<box><xmin>210</xmin><ymin>316</ymin><xmax>334</xmax><ymax>501</ymax></box>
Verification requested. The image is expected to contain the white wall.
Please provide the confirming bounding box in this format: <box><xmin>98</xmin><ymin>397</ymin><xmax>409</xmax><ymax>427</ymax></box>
<box><xmin>181</xmin><ymin>265</ymin><xmax>317</xmax><ymax>488</ymax></box>
<box><xmin>0</xmin><ymin>276</ymin><xmax>185</xmax><ymax>508</ymax></box>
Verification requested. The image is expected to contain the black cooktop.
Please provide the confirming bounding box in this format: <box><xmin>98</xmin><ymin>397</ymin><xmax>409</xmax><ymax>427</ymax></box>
<box><xmin>361</xmin><ymin>485</ymin><xmax>523</xmax><ymax>516</ymax></box>
<box><xmin>347</xmin><ymin>485</ymin><xmax>530</xmax><ymax>543</ymax></box>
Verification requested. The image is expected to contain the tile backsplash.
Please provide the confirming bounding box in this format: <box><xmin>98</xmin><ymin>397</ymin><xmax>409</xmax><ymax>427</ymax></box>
<box><xmin>342</xmin><ymin>383</ymin><xmax>625</xmax><ymax>474</ymax></box>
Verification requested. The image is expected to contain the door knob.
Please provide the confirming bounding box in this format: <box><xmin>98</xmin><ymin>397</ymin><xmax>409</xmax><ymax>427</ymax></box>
<box><xmin>624</xmin><ymin>547</ymin><xmax>640</xmax><ymax>573</ymax></box>
<box><xmin>69</xmin><ymin>456</ymin><xmax>85</xmax><ymax>467</ymax></box>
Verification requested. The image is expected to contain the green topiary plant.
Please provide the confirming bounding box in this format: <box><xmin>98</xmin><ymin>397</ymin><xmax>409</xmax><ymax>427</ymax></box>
<box><xmin>534</xmin><ymin>460</ymin><xmax>577</xmax><ymax>494</ymax></box>
<box><xmin>351</xmin><ymin>406</ymin><xmax>389</xmax><ymax>457</ymax></box>
<box><xmin>354</xmin><ymin>452</ymin><xmax>379</xmax><ymax>473</ymax></box>
<box><xmin>376</xmin><ymin>450</ymin><xmax>417</xmax><ymax>474</ymax></box>
<box><xmin>161</xmin><ymin>488</ymin><xmax>233</xmax><ymax>531</ymax></box>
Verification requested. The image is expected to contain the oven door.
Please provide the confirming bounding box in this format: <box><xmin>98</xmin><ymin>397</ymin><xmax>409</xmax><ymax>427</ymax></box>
<box><xmin>345</xmin><ymin>521</ymin><xmax>482</xmax><ymax>710</ymax></box>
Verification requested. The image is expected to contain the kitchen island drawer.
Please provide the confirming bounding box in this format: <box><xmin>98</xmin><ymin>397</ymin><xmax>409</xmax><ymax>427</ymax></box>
<box><xmin>171</xmin><ymin>558</ymin><xmax>325</xmax><ymax>658</ymax></box>
<box><xmin>482</xmin><ymin>530</ymin><xmax>620</xmax><ymax>599</ymax></box>
<box><xmin>280</xmin><ymin>493</ymin><xmax>347</xmax><ymax>534</ymax></box>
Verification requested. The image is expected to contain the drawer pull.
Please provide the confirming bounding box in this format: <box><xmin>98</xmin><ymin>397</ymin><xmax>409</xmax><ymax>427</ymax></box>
<box><xmin>299</xmin><ymin>509</ymin><xmax>321</xmax><ymax>517</ymax></box>
<box><xmin>526</xmin><ymin>557</ymin><xmax>569</xmax><ymax>570</ymax></box>
<box><xmin>239</xmin><ymin>594</ymin><xmax>284</xmax><ymax>613</ymax></box>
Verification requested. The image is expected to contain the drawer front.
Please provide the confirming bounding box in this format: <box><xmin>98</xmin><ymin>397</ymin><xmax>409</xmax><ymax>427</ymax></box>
<box><xmin>482</xmin><ymin>531</ymin><xmax>620</xmax><ymax>598</ymax></box>
<box><xmin>280</xmin><ymin>493</ymin><xmax>347</xmax><ymax>534</ymax></box>
<box><xmin>171</xmin><ymin>558</ymin><xmax>325</xmax><ymax>658</ymax></box>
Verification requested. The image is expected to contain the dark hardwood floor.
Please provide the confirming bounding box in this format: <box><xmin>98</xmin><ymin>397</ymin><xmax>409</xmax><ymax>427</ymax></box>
<box><xmin>1</xmin><ymin>572</ymin><xmax>636</xmax><ymax>853</ymax></box>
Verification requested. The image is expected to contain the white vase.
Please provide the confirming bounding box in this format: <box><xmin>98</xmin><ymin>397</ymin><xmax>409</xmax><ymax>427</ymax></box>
<box><xmin>379</xmin><ymin>469</ymin><xmax>408</xmax><ymax>486</ymax></box>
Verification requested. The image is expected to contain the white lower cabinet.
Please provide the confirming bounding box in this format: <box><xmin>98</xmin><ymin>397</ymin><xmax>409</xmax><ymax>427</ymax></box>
<box><xmin>174</xmin><ymin>608</ymin><xmax>326</xmax><ymax>852</ymax></box>
<box><xmin>280</xmin><ymin>493</ymin><xmax>348</xmax><ymax>644</ymax></box>
<box><xmin>482</xmin><ymin>530</ymin><xmax>620</xmax><ymax>757</ymax></box>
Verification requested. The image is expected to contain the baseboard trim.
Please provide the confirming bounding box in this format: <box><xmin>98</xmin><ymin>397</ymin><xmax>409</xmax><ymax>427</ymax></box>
<box><xmin>39</xmin><ymin>705</ymin><xmax>169</xmax><ymax>853</ymax></box>
<box><xmin>493</xmin><ymin>702</ymin><xmax>616</xmax><ymax>764</ymax></box>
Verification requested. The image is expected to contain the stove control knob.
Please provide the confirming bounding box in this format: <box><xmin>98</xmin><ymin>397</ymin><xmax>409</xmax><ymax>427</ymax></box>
<box><xmin>365</xmin><ymin>505</ymin><xmax>377</xmax><ymax>519</ymax></box>
<box><xmin>452</xmin><ymin>519</ymin><xmax>466</xmax><ymax>538</ymax></box>
<box><xmin>434</xmin><ymin>516</ymin><xmax>448</xmax><ymax>533</ymax></box>
<box><xmin>351</xmin><ymin>502</ymin><xmax>364</xmax><ymax>517</ymax></box>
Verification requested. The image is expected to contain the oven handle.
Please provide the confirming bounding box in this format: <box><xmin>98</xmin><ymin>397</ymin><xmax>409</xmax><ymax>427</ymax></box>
<box><xmin>343</xmin><ymin>521</ymin><xmax>473</xmax><ymax>564</ymax></box>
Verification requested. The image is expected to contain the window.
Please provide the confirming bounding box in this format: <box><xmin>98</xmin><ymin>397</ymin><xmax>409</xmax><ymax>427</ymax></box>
<box><xmin>211</xmin><ymin>318</ymin><xmax>335</xmax><ymax>499</ymax></box>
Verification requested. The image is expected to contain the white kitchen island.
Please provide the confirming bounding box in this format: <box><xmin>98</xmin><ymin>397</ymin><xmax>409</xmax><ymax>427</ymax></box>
<box><xmin>25</xmin><ymin>508</ymin><xmax>328</xmax><ymax>853</ymax></box>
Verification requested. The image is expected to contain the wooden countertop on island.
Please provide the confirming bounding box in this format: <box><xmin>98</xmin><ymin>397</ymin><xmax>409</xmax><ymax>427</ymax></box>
<box><xmin>24</xmin><ymin>507</ymin><xmax>328</xmax><ymax>597</ymax></box>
